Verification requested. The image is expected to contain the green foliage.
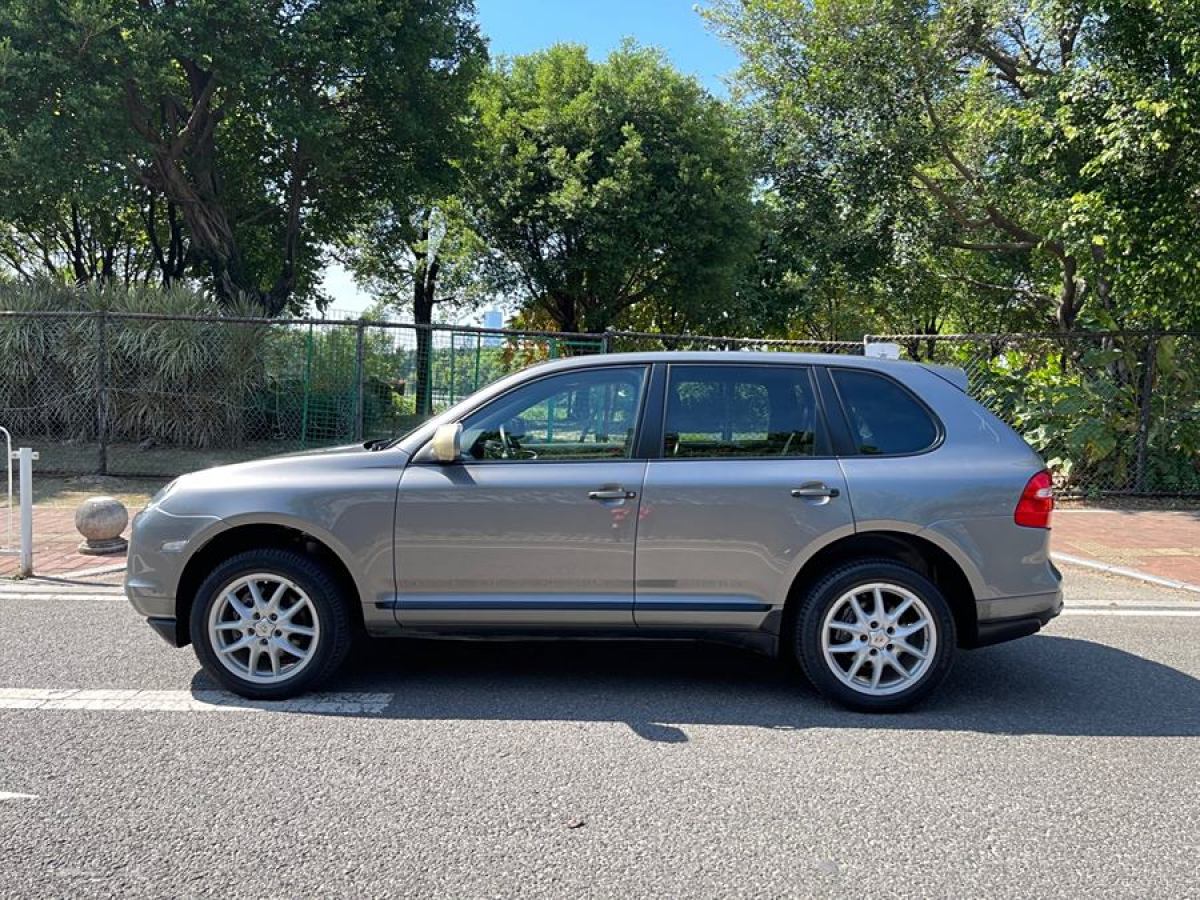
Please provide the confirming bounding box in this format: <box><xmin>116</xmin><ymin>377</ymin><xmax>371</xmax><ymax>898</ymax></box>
<box><xmin>0</xmin><ymin>281</ymin><xmax>264</xmax><ymax>447</ymax></box>
<box><xmin>466</xmin><ymin>42</ymin><xmax>756</xmax><ymax>333</ymax></box>
<box><xmin>944</xmin><ymin>337</ymin><xmax>1200</xmax><ymax>493</ymax></box>
<box><xmin>707</xmin><ymin>0</ymin><xmax>1200</xmax><ymax>335</ymax></box>
<box><xmin>0</xmin><ymin>0</ymin><xmax>486</xmax><ymax>311</ymax></box>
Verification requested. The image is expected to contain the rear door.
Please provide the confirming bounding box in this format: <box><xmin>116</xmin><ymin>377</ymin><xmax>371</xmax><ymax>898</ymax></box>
<box><xmin>634</xmin><ymin>363</ymin><xmax>854</xmax><ymax>630</ymax></box>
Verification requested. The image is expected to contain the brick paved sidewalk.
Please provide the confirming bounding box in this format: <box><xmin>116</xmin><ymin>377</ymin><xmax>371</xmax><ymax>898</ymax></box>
<box><xmin>1052</xmin><ymin>509</ymin><xmax>1200</xmax><ymax>588</ymax></box>
<box><xmin>3</xmin><ymin>503</ymin><xmax>1199</xmax><ymax>592</ymax></box>
<box><xmin>0</xmin><ymin>507</ymin><xmax>135</xmax><ymax>583</ymax></box>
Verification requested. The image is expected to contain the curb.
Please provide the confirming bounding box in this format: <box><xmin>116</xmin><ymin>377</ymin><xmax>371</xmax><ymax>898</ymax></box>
<box><xmin>1052</xmin><ymin>552</ymin><xmax>1200</xmax><ymax>595</ymax></box>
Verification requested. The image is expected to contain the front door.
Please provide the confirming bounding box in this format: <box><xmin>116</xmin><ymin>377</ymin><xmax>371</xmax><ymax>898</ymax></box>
<box><xmin>394</xmin><ymin>364</ymin><xmax>650</xmax><ymax>628</ymax></box>
<box><xmin>634</xmin><ymin>363</ymin><xmax>855</xmax><ymax>630</ymax></box>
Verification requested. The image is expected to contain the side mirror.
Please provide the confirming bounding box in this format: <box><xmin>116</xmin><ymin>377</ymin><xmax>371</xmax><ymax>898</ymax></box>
<box><xmin>430</xmin><ymin>422</ymin><xmax>463</xmax><ymax>463</ymax></box>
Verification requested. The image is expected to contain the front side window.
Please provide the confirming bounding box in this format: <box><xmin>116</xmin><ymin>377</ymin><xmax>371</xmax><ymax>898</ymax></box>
<box><xmin>460</xmin><ymin>366</ymin><xmax>647</xmax><ymax>461</ymax></box>
<box><xmin>831</xmin><ymin>368</ymin><xmax>939</xmax><ymax>455</ymax></box>
<box><xmin>663</xmin><ymin>365</ymin><xmax>822</xmax><ymax>458</ymax></box>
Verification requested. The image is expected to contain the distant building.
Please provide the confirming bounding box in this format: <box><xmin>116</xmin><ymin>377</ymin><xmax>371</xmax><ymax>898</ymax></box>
<box><xmin>482</xmin><ymin>309</ymin><xmax>504</xmax><ymax>346</ymax></box>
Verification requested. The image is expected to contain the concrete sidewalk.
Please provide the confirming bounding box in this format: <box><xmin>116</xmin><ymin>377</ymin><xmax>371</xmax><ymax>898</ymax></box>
<box><xmin>3</xmin><ymin>503</ymin><xmax>1199</xmax><ymax>593</ymax></box>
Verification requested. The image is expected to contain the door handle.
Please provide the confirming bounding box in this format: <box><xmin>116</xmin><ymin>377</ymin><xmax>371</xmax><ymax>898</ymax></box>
<box><xmin>791</xmin><ymin>484</ymin><xmax>840</xmax><ymax>499</ymax></box>
<box><xmin>588</xmin><ymin>488</ymin><xmax>637</xmax><ymax>501</ymax></box>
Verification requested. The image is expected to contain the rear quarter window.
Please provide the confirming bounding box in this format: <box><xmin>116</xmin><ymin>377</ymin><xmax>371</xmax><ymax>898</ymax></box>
<box><xmin>831</xmin><ymin>369</ymin><xmax>939</xmax><ymax>455</ymax></box>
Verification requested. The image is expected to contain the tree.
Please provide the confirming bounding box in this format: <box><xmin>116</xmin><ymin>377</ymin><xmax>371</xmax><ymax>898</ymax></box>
<box><xmin>344</xmin><ymin>197</ymin><xmax>487</xmax><ymax>414</ymax></box>
<box><xmin>466</xmin><ymin>42</ymin><xmax>755</xmax><ymax>335</ymax></box>
<box><xmin>0</xmin><ymin>0</ymin><xmax>485</xmax><ymax>312</ymax></box>
<box><xmin>707</xmin><ymin>0</ymin><xmax>1200</xmax><ymax>333</ymax></box>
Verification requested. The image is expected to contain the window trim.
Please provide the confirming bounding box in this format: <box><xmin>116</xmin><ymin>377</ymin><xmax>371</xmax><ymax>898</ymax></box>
<box><xmin>827</xmin><ymin>366</ymin><xmax>945</xmax><ymax>458</ymax></box>
<box><xmin>654</xmin><ymin>362</ymin><xmax>835</xmax><ymax>462</ymax></box>
<box><xmin>412</xmin><ymin>362</ymin><xmax>653</xmax><ymax>466</ymax></box>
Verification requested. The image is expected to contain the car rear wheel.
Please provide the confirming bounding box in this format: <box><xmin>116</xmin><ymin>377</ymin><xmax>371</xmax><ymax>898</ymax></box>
<box><xmin>794</xmin><ymin>560</ymin><xmax>956</xmax><ymax>712</ymax></box>
<box><xmin>190</xmin><ymin>548</ymin><xmax>353</xmax><ymax>700</ymax></box>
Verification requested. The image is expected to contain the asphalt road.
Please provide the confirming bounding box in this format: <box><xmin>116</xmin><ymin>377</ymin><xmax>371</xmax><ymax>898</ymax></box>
<box><xmin>1</xmin><ymin>568</ymin><xmax>1197</xmax><ymax>898</ymax></box>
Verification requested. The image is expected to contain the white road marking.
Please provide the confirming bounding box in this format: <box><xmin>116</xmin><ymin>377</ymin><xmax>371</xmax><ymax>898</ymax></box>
<box><xmin>1060</xmin><ymin>607</ymin><xmax>1200</xmax><ymax>618</ymax></box>
<box><xmin>0</xmin><ymin>689</ymin><xmax>392</xmax><ymax>714</ymax></box>
<box><xmin>0</xmin><ymin>791</ymin><xmax>38</xmax><ymax>801</ymax></box>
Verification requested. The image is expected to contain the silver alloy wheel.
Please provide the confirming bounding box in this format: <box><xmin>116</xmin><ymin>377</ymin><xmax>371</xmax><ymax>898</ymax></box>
<box><xmin>207</xmin><ymin>573</ymin><xmax>320</xmax><ymax>684</ymax></box>
<box><xmin>820</xmin><ymin>582</ymin><xmax>937</xmax><ymax>696</ymax></box>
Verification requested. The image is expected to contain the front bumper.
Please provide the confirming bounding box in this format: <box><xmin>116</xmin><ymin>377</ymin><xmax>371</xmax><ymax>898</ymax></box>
<box><xmin>124</xmin><ymin>505</ymin><xmax>221</xmax><ymax>643</ymax></box>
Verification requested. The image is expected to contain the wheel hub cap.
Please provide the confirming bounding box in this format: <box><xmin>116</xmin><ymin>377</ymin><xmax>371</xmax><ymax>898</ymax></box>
<box><xmin>820</xmin><ymin>582</ymin><xmax>937</xmax><ymax>697</ymax></box>
<box><xmin>207</xmin><ymin>574</ymin><xmax>320</xmax><ymax>685</ymax></box>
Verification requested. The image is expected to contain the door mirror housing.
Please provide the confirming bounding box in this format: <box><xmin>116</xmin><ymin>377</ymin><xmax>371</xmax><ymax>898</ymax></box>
<box><xmin>430</xmin><ymin>422</ymin><xmax>463</xmax><ymax>463</ymax></box>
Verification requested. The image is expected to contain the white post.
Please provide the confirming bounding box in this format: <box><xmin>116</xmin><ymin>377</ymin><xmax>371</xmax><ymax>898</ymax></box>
<box><xmin>16</xmin><ymin>447</ymin><xmax>37</xmax><ymax>578</ymax></box>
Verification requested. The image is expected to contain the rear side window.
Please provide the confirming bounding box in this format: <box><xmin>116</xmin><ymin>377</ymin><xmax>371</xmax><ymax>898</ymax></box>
<box><xmin>831</xmin><ymin>369</ymin><xmax>938</xmax><ymax>455</ymax></box>
<box><xmin>664</xmin><ymin>365</ymin><xmax>823</xmax><ymax>458</ymax></box>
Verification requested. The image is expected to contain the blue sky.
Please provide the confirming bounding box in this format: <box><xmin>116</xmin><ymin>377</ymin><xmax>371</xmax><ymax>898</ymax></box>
<box><xmin>476</xmin><ymin>0</ymin><xmax>738</xmax><ymax>96</ymax></box>
<box><xmin>323</xmin><ymin>0</ymin><xmax>739</xmax><ymax>315</ymax></box>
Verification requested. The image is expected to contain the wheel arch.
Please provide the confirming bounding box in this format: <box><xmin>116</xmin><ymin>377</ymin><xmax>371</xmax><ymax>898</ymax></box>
<box><xmin>779</xmin><ymin>530</ymin><xmax>978</xmax><ymax>650</ymax></box>
<box><xmin>175</xmin><ymin>520</ymin><xmax>364</xmax><ymax>647</ymax></box>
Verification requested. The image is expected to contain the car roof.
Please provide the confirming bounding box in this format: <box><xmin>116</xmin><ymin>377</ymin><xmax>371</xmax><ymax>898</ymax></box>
<box><xmin>523</xmin><ymin>350</ymin><xmax>921</xmax><ymax>373</ymax></box>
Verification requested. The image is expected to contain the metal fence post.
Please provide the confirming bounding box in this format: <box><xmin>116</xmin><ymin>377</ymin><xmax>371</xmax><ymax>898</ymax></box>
<box><xmin>16</xmin><ymin>446</ymin><xmax>37</xmax><ymax>577</ymax></box>
<box><xmin>353</xmin><ymin>321</ymin><xmax>366</xmax><ymax>442</ymax></box>
<box><xmin>96</xmin><ymin>311</ymin><xmax>109</xmax><ymax>476</ymax></box>
<box><xmin>1133</xmin><ymin>332</ymin><xmax>1158</xmax><ymax>493</ymax></box>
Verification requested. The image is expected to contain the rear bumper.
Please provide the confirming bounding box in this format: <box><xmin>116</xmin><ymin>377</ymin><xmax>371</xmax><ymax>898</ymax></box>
<box><xmin>145</xmin><ymin>616</ymin><xmax>183</xmax><ymax>647</ymax></box>
<box><xmin>970</xmin><ymin>584</ymin><xmax>1063</xmax><ymax>648</ymax></box>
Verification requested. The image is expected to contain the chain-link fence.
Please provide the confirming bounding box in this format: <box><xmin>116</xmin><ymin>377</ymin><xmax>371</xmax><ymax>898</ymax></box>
<box><xmin>0</xmin><ymin>311</ymin><xmax>604</xmax><ymax>477</ymax></box>
<box><xmin>866</xmin><ymin>331</ymin><xmax>1200</xmax><ymax>496</ymax></box>
<box><xmin>0</xmin><ymin>310</ymin><xmax>1196</xmax><ymax>495</ymax></box>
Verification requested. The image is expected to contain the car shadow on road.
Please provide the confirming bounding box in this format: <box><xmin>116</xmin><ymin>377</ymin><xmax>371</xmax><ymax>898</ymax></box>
<box><xmin>189</xmin><ymin>631</ymin><xmax>1200</xmax><ymax>740</ymax></box>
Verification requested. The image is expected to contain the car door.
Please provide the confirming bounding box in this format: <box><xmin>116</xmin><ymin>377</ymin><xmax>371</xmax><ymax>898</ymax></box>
<box><xmin>393</xmin><ymin>364</ymin><xmax>650</xmax><ymax>628</ymax></box>
<box><xmin>634</xmin><ymin>363</ymin><xmax>855</xmax><ymax>630</ymax></box>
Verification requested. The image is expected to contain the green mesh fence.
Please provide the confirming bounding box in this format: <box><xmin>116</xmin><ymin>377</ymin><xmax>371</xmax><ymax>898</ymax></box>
<box><xmin>0</xmin><ymin>310</ymin><xmax>1195</xmax><ymax>493</ymax></box>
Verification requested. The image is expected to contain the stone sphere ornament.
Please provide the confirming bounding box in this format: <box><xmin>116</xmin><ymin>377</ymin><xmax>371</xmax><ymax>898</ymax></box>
<box><xmin>75</xmin><ymin>496</ymin><xmax>129</xmax><ymax>555</ymax></box>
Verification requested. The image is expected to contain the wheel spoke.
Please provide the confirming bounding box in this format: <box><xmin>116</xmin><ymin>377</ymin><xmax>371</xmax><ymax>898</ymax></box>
<box><xmin>872</xmin><ymin>587</ymin><xmax>885</xmax><ymax>620</ymax></box>
<box><xmin>848</xmin><ymin>595</ymin><xmax>868</xmax><ymax>625</ymax></box>
<box><xmin>280</xmin><ymin>599</ymin><xmax>308</xmax><ymax>621</ymax></box>
<box><xmin>830</xmin><ymin>619</ymin><xmax>866</xmax><ymax>636</ymax></box>
<box><xmin>869</xmin><ymin>655</ymin><xmax>883</xmax><ymax>689</ymax></box>
<box><xmin>282</xmin><ymin>623</ymin><xmax>315</xmax><ymax>638</ymax></box>
<box><xmin>893</xmin><ymin>638</ymin><xmax>927</xmax><ymax>660</ymax></box>
<box><xmin>847</xmin><ymin>650</ymin><xmax>869</xmax><ymax>680</ymax></box>
<box><xmin>214</xmin><ymin>621</ymin><xmax>247</xmax><ymax>632</ymax></box>
<box><xmin>247</xmin><ymin>581</ymin><xmax>267</xmax><ymax>612</ymax></box>
<box><xmin>894</xmin><ymin>620</ymin><xmax>928</xmax><ymax>639</ymax></box>
<box><xmin>271</xmin><ymin>636</ymin><xmax>309</xmax><ymax>660</ymax></box>
<box><xmin>827</xmin><ymin>639</ymin><xmax>860</xmax><ymax>653</ymax></box>
<box><xmin>267</xmin><ymin>582</ymin><xmax>289</xmax><ymax>613</ymax></box>
<box><xmin>217</xmin><ymin>634</ymin><xmax>255</xmax><ymax>656</ymax></box>
<box><xmin>247</xmin><ymin>643</ymin><xmax>263</xmax><ymax>674</ymax></box>
<box><xmin>889</xmin><ymin>596</ymin><xmax>914</xmax><ymax>623</ymax></box>
<box><xmin>226</xmin><ymin>591</ymin><xmax>253</xmax><ymax>619</ymax></box>
<box><xmin>267</xmin><ymin>644</ymin><xmax>281</xmax><ymax>676</ymax></box>
<box><xmin>883</xmin><ymin>650</ymin><xmax>909</xmax><ymax>678</ymax></box>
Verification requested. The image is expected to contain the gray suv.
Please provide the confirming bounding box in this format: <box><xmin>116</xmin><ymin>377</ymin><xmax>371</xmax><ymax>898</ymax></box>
<box><xmin>126</xmin><ymin>352</ymin><xmax>1062</xmax><ymax>712</ymax></box>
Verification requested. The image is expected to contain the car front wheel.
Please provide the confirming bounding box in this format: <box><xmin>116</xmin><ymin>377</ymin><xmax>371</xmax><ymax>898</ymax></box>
<box><xmin>794</xmin><ymin>560</ymin><xmax>956</xmax><ymax>712</ymax></box>
<box><xmin>190</xmin><ymin>548</ymin><xmax>353</xmax><ymax>700</ymax></box>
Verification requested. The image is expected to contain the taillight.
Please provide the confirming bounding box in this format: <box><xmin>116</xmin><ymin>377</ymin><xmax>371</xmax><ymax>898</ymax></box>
<box><xmin>1015</xmin><ymin>470</ymin><xmax>1054</xmax><ymax>528</ymax></box>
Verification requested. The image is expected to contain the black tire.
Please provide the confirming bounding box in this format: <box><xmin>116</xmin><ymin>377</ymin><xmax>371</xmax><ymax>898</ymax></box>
<box><xmin>190</xmin><ymin>548</ymin><xmax>353</xmax><ymax>700</ymax></box>
<box><xmin>792</xmin><ymin>559</ymin><xmax>956</xmax><ymax>713</ymax></box>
